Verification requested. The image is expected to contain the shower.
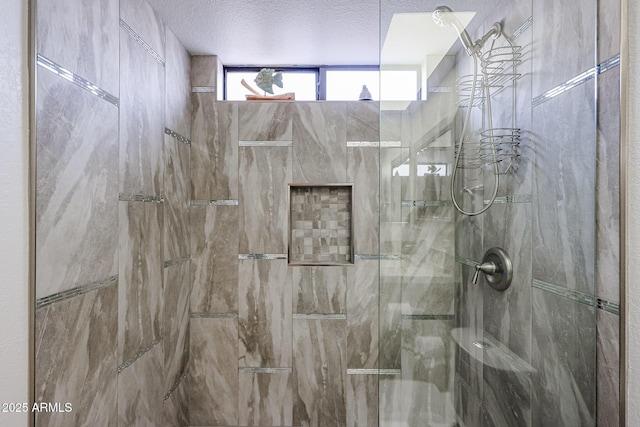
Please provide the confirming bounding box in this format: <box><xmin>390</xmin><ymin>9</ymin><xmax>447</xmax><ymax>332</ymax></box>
<box><xmin>433</xmin><ymin>5</ymin><xmax>520</xmax><ymax>216</ymax></box>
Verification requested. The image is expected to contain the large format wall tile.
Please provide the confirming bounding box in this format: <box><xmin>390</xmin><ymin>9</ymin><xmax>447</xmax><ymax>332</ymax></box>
<box><xmin>163</xmin><ymin>261</ymin><xmax>190</xmax><ymax>392</ymax></box>
<box><xmin>293</xmin><ymin>318</ymin><xmax>347</xmax><ymax>426</ymax></box>
<box><xmin>483</xmin><ymin>203</ymin><xmax>532</xmax><ymax>362</ymax></box>
<box><xmin>238</xmin><ymin>259</ymin><xmax>292</xmax><ymax>368</ymax></box>
<box><xmin>293</xmin><ymin>266</ymin><xmax>347</xmax><ymax>314</ymax></box>
<box><xmin>598</xmin><ymin>0</ymin><xmax>621</xmax><ymax>62</ymax></box>
<box><xmin>164</xmin><ymin>134</ymin><xmax>190</xmax><ymax>262</ymax></box>
<box><xmin>293</xmin><ymin>102</ymin><xmax>347</xmax><ymax>183</ymax></box>
<box><xmin>400</xmin><ymin>319</ymin><xmax>455</xmax><ymax>426</ymax></box>
<box><xmin>190</xmin><ymin>205</ymin><xmax>239</xmax><ymax>313</ymax></box>
<box><xmin>188</xmin><ymin>317</ymin><xmax>239</xmax><ymax>426</ymax></box>
<box><xmin>532</xmin><ymin>0</ymin><xmax>596</xmax><ymax>96</ymax></box>
<box><xmin>119</xmin><ymin>201</ymin><xmax>163</xmax><ymax>364</ymax></box>
<box><xmin>117</xmin><ymin>343</ymin><xmax>165</xmax><ymax>426</ymax></box>
<box><xmin>402</xmin><ymin>217</ymin><xmax>454</xmax><ymax>281</ymax></box>
<box><xmin>238</xmin><ymin>102</ymin><xmax>293</xmax><ymax>141</ymax></box>
<box><xmin>191</xmin><ymin>55</ymin><xmax>221</xmax><ymax>87</ymax></box>
<box><xmin>119</xmin><ymin>29</ymin><xmax>165</xmax><ymax>196</ymax></box>
<box><xmin>119</xmin><ymin>0</ymin><xmax>165</xmax><ymax>60</ymax></box>
<box><xmin>348</xmin><ymin>147</ymin><xmax>380</xmax><ymax>255</ymax></box>
<box><xmin>347</xmin><ymin>102</ymin><xmax>380</xmax><ymax>142</ymax></box>
<box><xmin>346</xmin><ymin>374</ymin><xmax>378</xmax><ymax>427</ymax></box>
<box><xmin>37</xmin><ymin>0</ymin><xmax>119</xmax><ymax>95</ymax></box>
<box><xmin>596</xmin><ymin>70</ymin><xmax>621</xmax><ymax>304</ymax></box>
<box><xmin>239</xmin><ymin>372</ymin><xmax>293</xmax><ymax>426</ymax></box>
<box><xmin>165</xmin><ymin>28</ymin><xmax>191</xmax><ymax>139</ymax></box>
<box><xmin>35</xmin><ymin>70</ymin><xmax>119</xmax><ymax>299</ymax></box>
<box><xmin>597</xmin><ymin>309</ymin><xmax>620</xmax><ymax>427</ymax></box>
<box><xmin>191</xmin><ymin>99</ymin><xmax>238</xmax><ymax>200</ymax></box>
<box><xmin>379</xmin><ymin>265</ymin><xmax>402</xmax><ymax>369</ymax></box>
<box><xmin>531</xmin><ymin>288</ymin><xmax>596</xmax><ymax>426</ymax></box>
<box><xmin>532</xmin><ymin>82</ymin><xmax>596</xmax><ymax>294</ymax></box>
<box><xmin>35</xmin><ymin>286</ymin><xmax>117</xmax><ymax>427</ymax></box>
<box><xmin>163</xmin><ymin>376</ymin><xmax>188</xmax><ymax>427</ymax></box>
<box><xmin>347</xmin><ymin>260</ymin><xmax>379</xmax><ymax>369</ymax></box>
<box><xmin>239</xmin><ymin>146</ymin><xmax>292</xmax><ymax>253</ymax></box>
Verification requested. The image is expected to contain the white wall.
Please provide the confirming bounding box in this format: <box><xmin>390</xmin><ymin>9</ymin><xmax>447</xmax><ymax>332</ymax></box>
<box><xmin>627</xmin><ymin>0</ymin><xmax>640</xmax><ymax>424</ymax></box>
<box><xmin>0</xmin><ymin>0</ymin><xmax>30</xmax><ymax>424</ymax></box>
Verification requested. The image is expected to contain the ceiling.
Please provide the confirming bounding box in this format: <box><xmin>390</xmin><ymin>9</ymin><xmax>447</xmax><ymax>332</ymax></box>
<box><xmin>146</xmin><ymin>0</ymin><xmax>381</xmax><ymax>66</ymax></box>
<box><xmin>145</xmin><ymin>0</ymin><xmax>489</xmax><ymax>67</ymax></box>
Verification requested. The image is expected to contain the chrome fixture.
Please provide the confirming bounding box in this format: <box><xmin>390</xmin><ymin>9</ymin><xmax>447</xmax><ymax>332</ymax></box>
<box><xmin>433</xmin><ymin>6</ymin><xmax>522</xmax><ymax>216</ymax></box>
<box><xmin>472</xmin><ymin>247</ymin><xmax>513</xmax><ymax>290</ymax></box>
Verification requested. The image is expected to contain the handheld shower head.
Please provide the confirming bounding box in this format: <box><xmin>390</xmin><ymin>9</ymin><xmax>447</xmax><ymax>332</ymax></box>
<box><xmin>433</xmin><ymin>6</ymin><xmax>476</xmax><ymax>55</ymax></box>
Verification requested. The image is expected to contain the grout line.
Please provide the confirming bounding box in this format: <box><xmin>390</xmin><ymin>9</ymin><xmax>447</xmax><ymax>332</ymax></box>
<box><xmin>292</xmin><ymin>313</ymin><xmax>347</xmax><ymax>320</ymax></box>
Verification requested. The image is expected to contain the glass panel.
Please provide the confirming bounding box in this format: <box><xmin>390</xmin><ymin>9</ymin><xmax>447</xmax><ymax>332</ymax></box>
<box><xmin>379</xmin><ymin>0</ymin><xmax>600</xmax><ymax>426</ymax></box>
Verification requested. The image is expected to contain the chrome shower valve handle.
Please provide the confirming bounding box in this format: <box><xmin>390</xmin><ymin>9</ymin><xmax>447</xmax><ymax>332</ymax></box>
<box><xmin>472</xmin><ymin>261</ymin><xmax>498</xmax><ymax>284</ymax></box>
<box><xmin>471</xmin><ymin>247</ymin><xmax>513</xmax><ymax>290</ymax></box>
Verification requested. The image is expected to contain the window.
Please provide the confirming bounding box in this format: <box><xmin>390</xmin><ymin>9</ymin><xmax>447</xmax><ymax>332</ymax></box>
<box><xmin>224</xmin><ymin>66</ymin><xmax>419</xmax><ymax>102</ymax></box>
<box><xmin>225</xmin><ymin>68</ymin><xmax>318</xmax><ymax>101</ymax></box>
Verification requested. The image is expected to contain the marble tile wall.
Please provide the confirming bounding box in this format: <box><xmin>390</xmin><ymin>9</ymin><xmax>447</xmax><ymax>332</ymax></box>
<box><xmin>35</xmin><ymin>69</ymin><xmax>119</xmax><ymax>300</ymax></box>
<box><xmin>35</xmin><ymin>285</ymin><xmax>118</xmax><ymax>426</ymax></box>
<box><xmin>35</xmin><ymin>0</ymin><xmax>192</xmax><ymax>424</ymax></box>
<box><xmin>189</xmin><ymin>99</ymin><xmax>387</xmax><ymax>426</ymax></box>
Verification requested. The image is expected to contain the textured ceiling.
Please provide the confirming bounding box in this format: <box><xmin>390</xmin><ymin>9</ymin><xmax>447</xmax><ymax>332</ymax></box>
<box><xmin>145</xmin><ymin>0</ymin><xmax>381</xmax><ymax>66</ymax></box>
<box><xmin>145</xmin><ymin>0</ymin><xmax>493</xmax><ymax>67</ymax></box>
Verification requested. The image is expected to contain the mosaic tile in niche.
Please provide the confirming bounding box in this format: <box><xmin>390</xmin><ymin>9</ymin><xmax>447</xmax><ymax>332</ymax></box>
<box><xmin>289</xmin><ymin>185</ymin><xmax>353</xmax><ymax>265</ymax></box>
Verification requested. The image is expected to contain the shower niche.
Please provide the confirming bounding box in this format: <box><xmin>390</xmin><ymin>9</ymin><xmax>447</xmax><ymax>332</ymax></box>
<box><xmin>288</xmin><ymin>184</ymin><xmax>354</xmax><ymax>266</ymax></box>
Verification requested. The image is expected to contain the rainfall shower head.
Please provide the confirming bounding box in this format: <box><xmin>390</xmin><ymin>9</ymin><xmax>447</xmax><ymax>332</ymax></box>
<box><xmin>432</xmin><ymin>6</ymin><xmax>476</xmax><ymax>55</ymax></box>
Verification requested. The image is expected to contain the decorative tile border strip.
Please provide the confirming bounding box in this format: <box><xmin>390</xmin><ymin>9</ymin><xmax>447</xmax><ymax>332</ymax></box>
<box><xmin>355</xmin><ymin>254</ymin><xmax>402</xmax><ymax>261</ymax></box>
<box><xmin>533</xmin><ymin>54</ymin><xmax>621</xmax><ymax>107</ymax></box>
<box><xmin>190</xmin><ymin>199</ymin><xmax>239</xmax><ymax>206</ymax></box>
<box><xmin>239</xmin><ymin>141</ymin><xmax>293</xmax><ymax>147</ymax></box>
<box><xmin>347</xmin><ymin>368</ymin><xmax>402</xmax><ymax>375</ymax></box>
<box><xmin>119</xmin><ymin>193</ymin><xmax>164</xmax><ymax>203</ymax></box>
<box><xmin>511</xmin><ymin>16</ymin><xmax>533</xmax><ymax>40</ymax></box>
<box><xmin>597</xmin><ymin>298</ymin><xmax>620</xmax><ymax>315</ymax></box>
<box><xmin>401</xmin><ymin>200</ymin><xmax>452</xmax><ymax>207</ymax></box>
<box><xmin>381</xmin><ymin>141</ymin><xmax>403</xmax><ymax>147</ymax></box>
<box><xmin>36</xmin><ymin>55</ymin><xmax>119</xmax><ymax>107</ymax></box>
<box><xmin>598</xmin><ymin>54</ymin><xmax>621</xmax><ymax>74</ymax></box>
<box><xmin>192</xmin><ymin>87</ymin><xmax>216</xmax><ymax>93</ymax></box>
<box><xmin>428</xmin><ymin>86</ymin><xmax>453</xmax><ymax>93</ymax></box>
<box><xmin>401</xmin><ymin>314</ymin><xmax>455</xmax><ymax>320</ymax></box>
<box><xmin>532</xmin><ymin>279</ymin><xmax>595</xmax><ymax>307</ymax></box>
<box><xmin>118</xmin><ymin>336</ymin><xmax>163</xmax><ymax>374</ymax></box>
<box><xmin>36</xmin><ymin>276</ymin><xmax>118</xmax><ymax>309</ymax></box>
<box><xmin>455</xmin><ymin>256</ymin><xmax>479</xmax><ymax>268</ymax></box>
<box><xmin>190</xmin><ymin>312</ymin><xmax>238</xmax><ymax>319</ymax></box>
<box><xmin>163</xmin><ymin>256</ymin><xmax>190</xmax><ymax>268</ymax></box>
<box><xmin>484</xmin><ymin>195</ymin><xmax>532</xmax><ymax>205</ymax></box>
<box><xmin>532</xmin><ymin>67</ymin><xmax>597</xmax><ymax>107</ymax></box>
<box><xmin>119</xmin><ymin>19</ymin><xmax>165</xmax><ymax>65</ymax></box>
<box><xmin>238</xmin><ymin>367</ymin><xmax>292</xmax><ymax>374</ymax></box>
<box><xmin>238</xmin><ymin>254</ymin><xmax>288</xmax><ymax>260</ymax></box>
<box><xmin>165</xmin><ymin>127</ymin><xmax>192</xmax><ymax>146</ymax></box>
<box><xmin>292</xmin><ymin>313</ymin><xmax>347</xmax><ymax>320</ymax></box>
<box><xmin>347</xmin><ymin>141</ymin><xmax>381</xmax><ymax>147</ymax></box>
<box><xmin>163</xmin><ymin>369</ymin><xmax>189</xmax><ymax>402</ymax></box>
